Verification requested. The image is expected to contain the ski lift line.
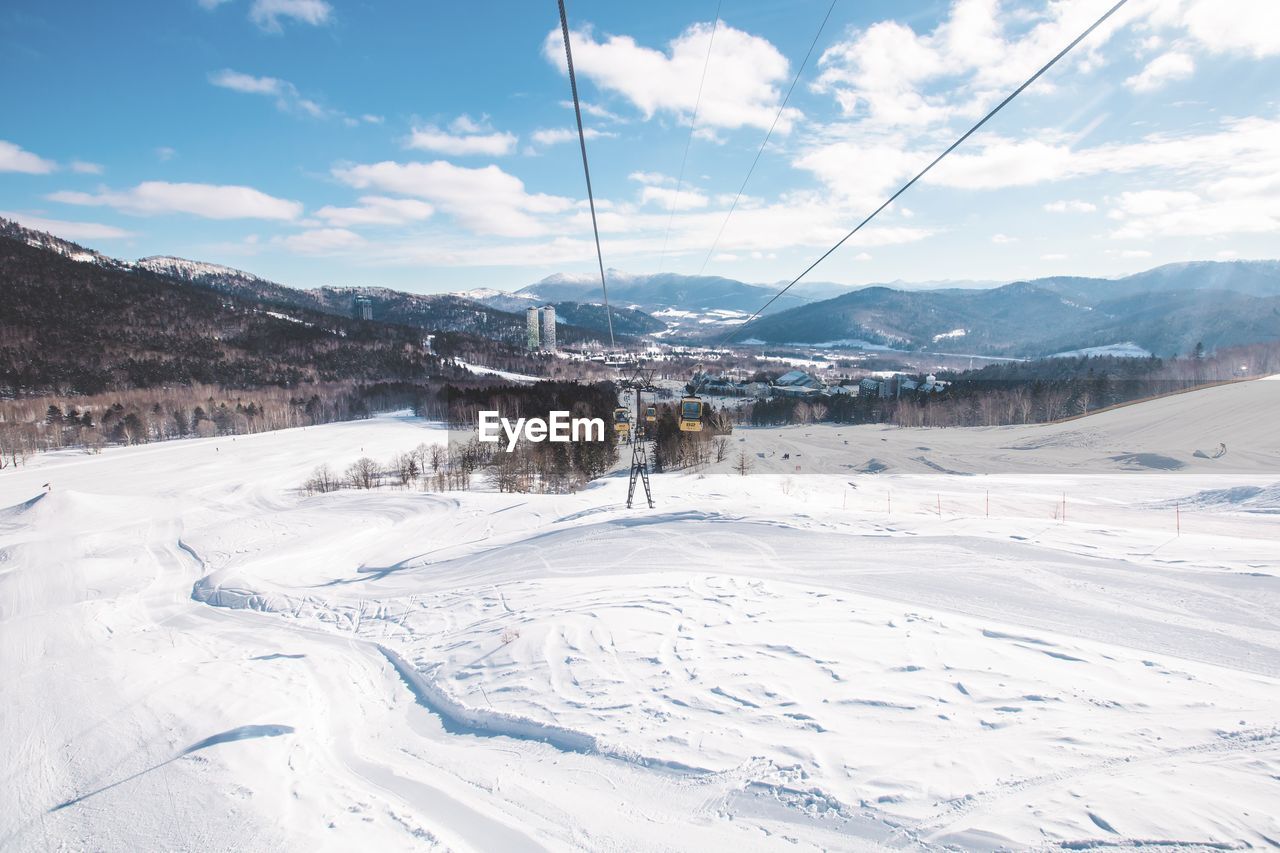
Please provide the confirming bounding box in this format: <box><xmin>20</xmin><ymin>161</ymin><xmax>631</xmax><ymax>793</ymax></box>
<box><xmin>557</xmin><ymin>0</ymin><xmax>616</xmax><ymax>350</ymax></box>
<box><xmin>697</xmin><ymin>0</ymin><xmax>839</xmax><ymax>277</ymax></box>
<box><xmin>658</xmin><ymin>0</ymin><xmax>724</xmax><ymax>274</ymax></box>
<box><xmin>713</xmin><ymin>0</ymin><xmax>1132</xmax><ymax>349</ymax></box>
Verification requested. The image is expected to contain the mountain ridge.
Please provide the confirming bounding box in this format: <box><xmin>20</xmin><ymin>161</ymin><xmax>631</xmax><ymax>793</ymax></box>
<box><xmin>5</xmin><ymin>216</ymin><xmax>1279</xmax><ymax>357</ymax></box>
<box><xmin>740</xmin><ymin>263</ymin><xmax>1280</xmax><ymax>357</ymax></box>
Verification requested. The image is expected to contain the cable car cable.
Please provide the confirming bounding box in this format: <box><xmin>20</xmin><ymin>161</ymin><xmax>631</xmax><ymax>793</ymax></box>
<box><xmin>697</xmin><ymin>0</ymin><xmax>838</xmax><ymax>277</ymax></box>
<box><xmin>557</xmin><ymin>0</ymin><xmax>616</xmax><ymax>350</ymax></box>
<box><xmin>658</xmin><ymin>0</ymin><xmax>723</xmax><ymax>273</ymax></box>
<box><xmin>712</xmin><ymin>0</ymin><xmax>1132</xmax><ymax>349</ymax></box>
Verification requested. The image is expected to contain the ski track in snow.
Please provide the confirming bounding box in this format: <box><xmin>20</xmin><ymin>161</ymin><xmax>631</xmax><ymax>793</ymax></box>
<box><xmin>3</xmin><ymin>382</ymin><xmax>1280</xmax><ymax>851</ymax></box>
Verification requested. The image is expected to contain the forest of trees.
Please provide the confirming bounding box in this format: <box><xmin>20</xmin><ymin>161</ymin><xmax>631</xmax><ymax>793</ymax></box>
<box><xmin>745</xmin><ymin>340</ymin><xmax>1280</xmax><ymax>429</ymax></box>
<box><xmin>294</xmin><ymin>383</ymin><xmax>741</xmax><ymax>495</ymax></box>
<box><xmin>294</xmin><ymin>380</ymin><xmax>626</xmax><ymax>495</ymax></box>
<box><xmin>0</xmin><ymin>236</ymin><xmax>442</xmax><ymax>396</ymax></box>
<box><xmin>0</xmin><ymin>231</ymin><xmax>623</xmax><ymax>473</ymax></box>
<box><xmin>0</xmin><ymin>381</ymin><xmax>445</xmax><ymax>468</ymax></box>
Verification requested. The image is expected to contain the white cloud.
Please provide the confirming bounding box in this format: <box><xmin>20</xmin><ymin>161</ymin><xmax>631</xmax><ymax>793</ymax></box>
<box><xmin>991</xmin><ymin>233</ymin><xmax>1016</xmax><ymax>244</ymax></box>
<box><xmin>1125</xmin><ymin>51</ymin><xmax>1195</xmax><ymax>92</ymax></box>
<box><xmin>1107</xmin><ymin>248</ymin><xmax>1153</xmax><ymax>258</ymax></box>
<box><xmin>921</xmin><ymin>115</ymin><xmax>1280</xmax><ymax>192</ymax></box>
<box><xmin>792</xmin><ymin>141</ymin><xmax>922</xmax><ymax>208</ymax></box>
<box><xmin>275</xmin><ymin>227</ymin><xmax>364</xmax><ymax>254</ymax></box>
<box><xmin>546</xmin><ymin>21</ymin><xmax>800</xmax><ymax>132</ymax></box>
<box><xmin>1107</xmin><ymin>184</ymin><xmax>1280</xmax><ymax>240</ymax></box>
<box><xmin>314</xmin><ymin>195</ymin><xmax>434</xmax><ymax>227</ymax></box>
<box><xmin>360</xmin><ymin>114</ymin><xmax>384</xmax><ymax>125</ymax></box>
<box><xmin>1041</xmin><ymin>253</ymin><xmax>1069</xmax><ymax>261</ymax></box>
<box><xmin>640</xmin><ymin>186</ymin><xmax>709</xmax><ymax>211</ymax></box>
<box><xmin>155</xmin><ymin>146</ymin><xmax>177</xmax><ymax>161</ymax></box>
<box><xmin>1180</xmin><ymin>0</ymin><xmax>1280</xmax><ymax>58</ymax></box>
<box><xmin>815</xmin><ymin>18</ymin><xmax>951</xmax><ymax>127</ymax></box>
<box><xmin>0</xmin><ymin>140</ymin><xmax>56</xmax><ymax>174</ymax></box>
<box><xmin>927</xmin><ymin>137</ymin><xmax>1078</xmax><ymax>189</ymax></box>
<box><xmin>854</xmin><ymin>251</ymin><xmax>873</xmax><ymax>261</ymax></box>
<box><xmin>351</xmin><ymin>186</ymin><xmax>932</xmax><ymax>269</ymax></box>
<box><xmin>890</xmin><ymin>112</ymin><xmax>1280</xmax><ymax>243</ymax></box>
<box><xmin>333</xmin><ymin>160</ymin><xmax>573</xmax><ymax>237</ymax></box>
<box><xmin>813</xmin><ymin>0</ymin><xmax>1134</xmax><ymax>130</ymax></box>
<box><xmin>407</xmin><ymin>116</ymin><xmax>517</xmax><ymax>156</ymax></box>
<box><xmin>530</xmin><ymin>127</ymin><xmax>612</xmax><ymax>146</ymax></box>
<box><xmin>1044</xmin><ymin>199</ymin><xmax>1098</xmax><ymax>213</ymax></box>
<box><xmin>210</xmin><ymin>69</ymin><xmax>282</xmax><ymax>96</ymax></box>
<box><xmin>70</xmin><ymin>160</ymin><xmax>104</xmax><ymax>175</ymax></box>
<box><xmin>48</xmin><ymin>181</ymin><xmax>302</xmax><ymax>220</ymax></box>
<box><xmin>559</xmin><ymin>100</ymin><xmax>626</xmax><ymax>123</ymax></box>
<box><xmin>628</xmin><ymin>171</ymin><xmax>673</xmax><ymax>186</ymax></box>
<box><xmin>209</xmin><ymin>69</ymin><xmax>331</xmax><ymax>119</ymax></box>
<box><xmin>0</xmin><ymin>210</ymin><xmax>135</xmax><ymax>240</ymax></box>
<box><xmin>249</xmin><ymin>0</ymin><xmax>332</xmax><ymax>32</ymax></box>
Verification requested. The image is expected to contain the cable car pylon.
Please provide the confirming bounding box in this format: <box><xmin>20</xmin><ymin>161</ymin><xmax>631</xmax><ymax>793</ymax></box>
<box><xmin>622</xmin><ymin>368</ymin><xmax>657</xmax><ymax>509</ymax></box>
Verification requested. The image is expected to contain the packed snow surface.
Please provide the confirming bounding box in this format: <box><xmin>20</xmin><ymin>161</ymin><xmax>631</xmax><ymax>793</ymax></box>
<box><xmin>1049</xmin><ymin>342</ymin><xmax>1153</xmax><ymax>359</ymax></box>
<box><xmin>455</xmin><ymin>360</ymin><xmax>540</xmax><ymax>383</ymax></box>
<box><xmin>3</xmin><ymin>381</ymin><xmax>1280</xmax><ymax>851</ymax></box>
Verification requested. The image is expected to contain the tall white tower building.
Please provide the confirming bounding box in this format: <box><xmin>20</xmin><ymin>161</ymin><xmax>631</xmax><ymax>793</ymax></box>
<box><xmin>526</xmin><ymin>306</ymin><xmax>540</xmax><ymax>351</ymax></box>
<box><xmin>541</xmin><ymin>305</ymin><xmax>556</xmax><ymax>353</ymax></box>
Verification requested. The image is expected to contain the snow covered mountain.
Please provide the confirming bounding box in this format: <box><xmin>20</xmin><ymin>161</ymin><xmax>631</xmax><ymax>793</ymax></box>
<box><xmin>0</xmin><ymin>216</ymin><xmax>127</xmax><ymax>270</ymax></box>
<box><xmin>518</xmin><ymin>269</ymin><xmax>814</xmax><ymax>317</ymax></box>
<box><xmin>742</xmin><ymin>262</ymin><xmax>1280</xmax><ymax>357</ymax></box>
<box><xmin>135</xmin><ymin>255</ymin><xmax>276</xmax><ymax>297</ymax></box>
<box><xmin>7</xmin><ymin>215</ymin><xmax>1278</xmax><ymax>356</ymax></box>
<box><xmin>0</xmin><ymin>218</ymin><xmax>642</xmax><ymax>345</ymax></box>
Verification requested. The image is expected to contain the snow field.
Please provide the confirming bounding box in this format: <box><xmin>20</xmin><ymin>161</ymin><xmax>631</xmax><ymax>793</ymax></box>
<box><xmin>3</xmin><ymin>381</ymin><xmax>1280</xmax><ymax>850</ymax></box>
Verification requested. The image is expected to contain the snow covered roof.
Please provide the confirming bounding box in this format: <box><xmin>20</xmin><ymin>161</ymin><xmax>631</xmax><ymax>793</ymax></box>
<box><xmin>775</xmin><ymin>370</ymin><xmax>822</xmax><ymax>388</ymax></box>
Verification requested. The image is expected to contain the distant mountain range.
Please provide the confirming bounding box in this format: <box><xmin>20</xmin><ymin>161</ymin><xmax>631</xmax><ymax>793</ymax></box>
<box><xmin>133</xmin><ymin>255</ymin><xmax>656</xmax><ymax>345</ymax></box>
<box><xmin>518</xmin><ymin>269</ymin><xmax>813</xmax><ymax>314</ymax></box>
<box><xmin>4</xmin><ymin>216</ymin><xmax>1279</xmax><ymax>360</ymax></box>
<box><xmin>738</xmin><ymin>262</ymin><xmax>1280</xmax><ymax>358</ymax></box>
<box><xmin>0</xmin><ymin>218</ymin><xmax>637</xmax><ymax>346</ymax></box>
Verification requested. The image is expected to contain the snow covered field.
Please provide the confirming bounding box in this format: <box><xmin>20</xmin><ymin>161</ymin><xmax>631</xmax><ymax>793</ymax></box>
<box><xmin>3</xmin><ymin>381</ymin><xmax>1279</xmax><ymax>851</ymax></box>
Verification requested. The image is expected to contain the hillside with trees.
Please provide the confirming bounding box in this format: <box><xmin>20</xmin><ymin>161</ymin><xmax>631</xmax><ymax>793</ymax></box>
<box><xmin>731</xmin><ymin>264</ymin><xmax>1280</xmax><ymax>357</ymax></box>
<box><xmin>0</xmin><ymin>235</ymin><xmax>442</xmax><ymax>397</ymax></box>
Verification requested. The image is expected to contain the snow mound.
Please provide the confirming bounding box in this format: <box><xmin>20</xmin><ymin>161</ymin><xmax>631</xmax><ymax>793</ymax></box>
<box><xmin>1163</xmin><ymin>483</ymin><xmax>1280</xmax><ymax>514</ymax></box>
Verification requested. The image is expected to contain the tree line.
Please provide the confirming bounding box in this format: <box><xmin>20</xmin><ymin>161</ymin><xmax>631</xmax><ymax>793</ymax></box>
<box><xmin>742</xmin><ymin>340</ymin><xmax>1280</xmax><ymax>429</ymax></box>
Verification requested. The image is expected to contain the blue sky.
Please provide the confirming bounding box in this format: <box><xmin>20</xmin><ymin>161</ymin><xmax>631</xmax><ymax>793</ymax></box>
<box><xmin>2</xmin><ymin>0</ymin><xmax>1278</xmax><ymax>293</ymax></box>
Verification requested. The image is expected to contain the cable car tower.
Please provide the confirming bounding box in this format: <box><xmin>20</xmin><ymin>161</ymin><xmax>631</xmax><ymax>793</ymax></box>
<box><xmin>620</xmin><ymin>368</ymin><xmax>657</xmax><ymax>509</ymax></box>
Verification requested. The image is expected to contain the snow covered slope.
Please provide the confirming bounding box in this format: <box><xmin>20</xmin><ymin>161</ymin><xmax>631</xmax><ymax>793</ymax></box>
<box><xmin>3</xmin><ymin>383</ymin><xmax>1279</xmax><ymax>850</ymax></box>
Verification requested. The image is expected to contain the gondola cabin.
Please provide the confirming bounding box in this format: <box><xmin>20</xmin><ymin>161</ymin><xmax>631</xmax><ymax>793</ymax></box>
<box><xmin>678</xmin><ymin>396</ymin><xmax>703</xmax><ymax>432</ymax></box>
<box><xmin>644</xmin><ymin>405</ymin><xmax>657</xmax><ymax>423</ymax></box>
<box><xmin>613</xmin><ymin>407</ymin><xmax>632</xmax><ymax>434</ymax></box>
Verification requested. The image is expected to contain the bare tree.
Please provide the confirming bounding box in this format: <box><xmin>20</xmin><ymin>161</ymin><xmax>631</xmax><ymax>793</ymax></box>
<box><xmin>713</xmin><ymin>436</ymin><xmax>730</xmax><ymax>463</ymax></box>
<box><xmin>303</xmin><ymin>464</ymin><xmax>339</xmax><ymax>495</ymax></box>
<box><xmin>391</xmin><ymin>452</ymin><xmax>419</xmax><ymax>487</ymax></box>
<box><xmin>345</xmin><ymin>457</ymin><xmax>380</xmax><ymax>489</ymax></box>
<box><xmin>734</xmin><ymin>450</ymin><xmax>753</xmax><ymax>476</ymax></box>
